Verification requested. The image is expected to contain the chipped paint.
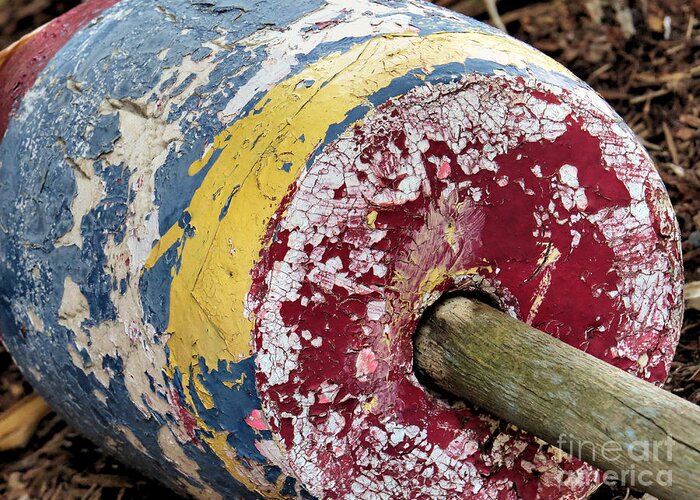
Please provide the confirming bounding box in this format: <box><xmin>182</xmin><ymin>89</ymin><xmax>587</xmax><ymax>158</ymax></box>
<box><xmin>0</xmin><ymin>0</ymin><xmax>119</xmax><ymax>139</ymax></box>
<box><xmin>0</xmin><ymin>0</ymin><xmax>683</xmax><ymax>498</ymax></box>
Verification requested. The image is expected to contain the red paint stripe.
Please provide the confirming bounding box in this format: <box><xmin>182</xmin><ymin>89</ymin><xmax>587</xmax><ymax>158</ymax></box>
<box><xmin>0</xmin><ymin>0</ymin><xmax>120</xmax><ymax>139</ymax></box>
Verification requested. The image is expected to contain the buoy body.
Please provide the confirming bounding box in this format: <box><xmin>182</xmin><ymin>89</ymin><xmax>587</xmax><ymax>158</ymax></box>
<box><xmin>0</xmin><ymin>1</ymin><xmax>683</xmax><ymax>498</ymax></box>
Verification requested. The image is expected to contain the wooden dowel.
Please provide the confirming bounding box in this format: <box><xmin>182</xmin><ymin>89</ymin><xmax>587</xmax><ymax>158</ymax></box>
<box><xmin>414</xmin><ymin>296</ymin><xmax>700</xmax><ymax>500</ymax></box>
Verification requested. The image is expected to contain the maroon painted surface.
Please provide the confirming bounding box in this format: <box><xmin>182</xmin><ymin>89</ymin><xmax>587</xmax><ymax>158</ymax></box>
<box><xmin>249</xmin><ymin>74</ymin><xmax>681</xmax><ymax>497</ymax></box>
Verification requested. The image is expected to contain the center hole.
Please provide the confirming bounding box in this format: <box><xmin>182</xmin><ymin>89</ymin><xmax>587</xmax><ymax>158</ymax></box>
<box><xmin>412</xmin><ymin>290</ymin><xmax>503</xmax><ymax>407</ymax></box>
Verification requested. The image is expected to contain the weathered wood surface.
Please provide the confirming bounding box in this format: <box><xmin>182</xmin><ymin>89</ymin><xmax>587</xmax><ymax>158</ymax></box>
<box><xmin>415</xmin><ymin>296</ymin><xmax>700</xmax><ymax>500</ymax></box>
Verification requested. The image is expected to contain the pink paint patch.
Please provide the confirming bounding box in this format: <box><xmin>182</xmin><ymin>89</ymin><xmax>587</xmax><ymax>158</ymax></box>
<box><xmin>437</xmin><ymin>160</ymin><xmax>451</xmax><ymax>179</ymax></box>
<box><xmin>246</xmin><ymin>409</ymin><xmax>268</xmax><ymax>431</ymax></box>
<box><xmin>314</xmin><ymin>20</ymin><xmax>340</xmax><ymax>30</ymax></box>
<box><xmin>355</xmin><ymin>348</ymin><xmax>379</xmax><ymax>379</ymax></box>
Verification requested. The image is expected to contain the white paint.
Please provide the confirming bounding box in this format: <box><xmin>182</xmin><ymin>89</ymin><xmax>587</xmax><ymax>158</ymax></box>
<box><xmin>219</xmin><ymin>0</ymin><xmax>416</xmax><ymax>121</ymax></box>
<box><xmin>55</xmin><ymin>157</ymin><xmax>106</xmax><ymax>249</ymax></box>
<box><xmin>558</xmin><ymin>164</ymin><xmax>579</xmax><ymax>188</ymax></box>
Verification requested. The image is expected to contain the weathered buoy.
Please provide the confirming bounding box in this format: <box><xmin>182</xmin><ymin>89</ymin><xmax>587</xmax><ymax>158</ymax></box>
<box><xmin>0</xmin><ymin>1</ymin><xmax>683</xmax><ymax>498</ymax></box>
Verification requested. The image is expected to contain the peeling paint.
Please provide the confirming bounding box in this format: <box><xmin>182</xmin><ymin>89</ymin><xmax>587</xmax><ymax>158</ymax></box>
<box><xmin>0</xmin><ymin>0</ymin><xmax>682</xmax><ymax>498</ymax></box>
<box><xmin>248</xmin><ymin>71</ymin><xmax>681</xmax><ymax>498</ymax></box>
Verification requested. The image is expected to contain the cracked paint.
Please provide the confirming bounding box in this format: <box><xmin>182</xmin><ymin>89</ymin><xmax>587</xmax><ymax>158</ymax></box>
<box><xmin>248</xmin><ymin>72</ymin><xmax>682</xmax><ymax>498</ymax></box>
<box><xmin>0</xmin><ymin>0</ymin><xmax>682</xmax><ymax>498</ymax></box>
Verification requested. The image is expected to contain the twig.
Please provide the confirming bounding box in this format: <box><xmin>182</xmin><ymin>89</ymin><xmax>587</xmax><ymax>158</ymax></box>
<box><xmin>662</xmin><ymin>121</ymin><xmax>680</xmax><ymax>166</ymax></box>
<box><xmin>483</xmin><ymin>0</ymin><xmax>506</xmax><ymax>32</ymax></box>
<box><xmin>629</xmin><ymin>88</ymin><xmax>670</xmax><ymax>104</ymax></box>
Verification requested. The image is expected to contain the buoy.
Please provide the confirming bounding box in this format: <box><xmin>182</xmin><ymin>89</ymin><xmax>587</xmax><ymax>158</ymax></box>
<box><xmin>0</xmin><ymin>1</ymin><xmax>685</xmax><ymax>498</ymax></box>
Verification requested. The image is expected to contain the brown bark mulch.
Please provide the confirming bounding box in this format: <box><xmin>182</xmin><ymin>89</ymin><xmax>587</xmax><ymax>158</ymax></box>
<box><xmin>1</xmin><ymin>0</ymin><xmax>698</xmax><ymax>498</ymax></box>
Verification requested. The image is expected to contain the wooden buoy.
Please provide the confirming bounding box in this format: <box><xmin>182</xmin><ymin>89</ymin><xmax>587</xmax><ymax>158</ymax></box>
<box><xmin>0</xmin><ymin>1</ymin><xmax>684</xmax><ymax>498</ymax></box>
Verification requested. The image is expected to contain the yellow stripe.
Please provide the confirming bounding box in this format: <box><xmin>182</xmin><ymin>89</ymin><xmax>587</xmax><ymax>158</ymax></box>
<box><xmin>144</xmin><ymin>30</ymin><xmax>572</xmax><ymax>488</ymax></box>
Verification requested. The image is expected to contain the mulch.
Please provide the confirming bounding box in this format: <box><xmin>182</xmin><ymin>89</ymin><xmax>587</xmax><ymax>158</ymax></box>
<box><xmin>0</xmin><ymin>0</ymin><xmax>698</xmax><ymax>498</ymax></box>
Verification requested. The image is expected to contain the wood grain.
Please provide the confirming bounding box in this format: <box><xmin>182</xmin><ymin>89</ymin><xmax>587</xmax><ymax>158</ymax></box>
<box><xmin>414</xmin><ymin>296</ymin><xmax>700</xmax><ymax>499</ymax></box>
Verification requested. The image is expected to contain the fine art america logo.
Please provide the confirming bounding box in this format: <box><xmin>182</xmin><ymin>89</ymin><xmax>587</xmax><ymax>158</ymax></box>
<box><xmin>557</xmin><ymin>434</ymin><xmax>674</xmax><ymax>488</ymax></box>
